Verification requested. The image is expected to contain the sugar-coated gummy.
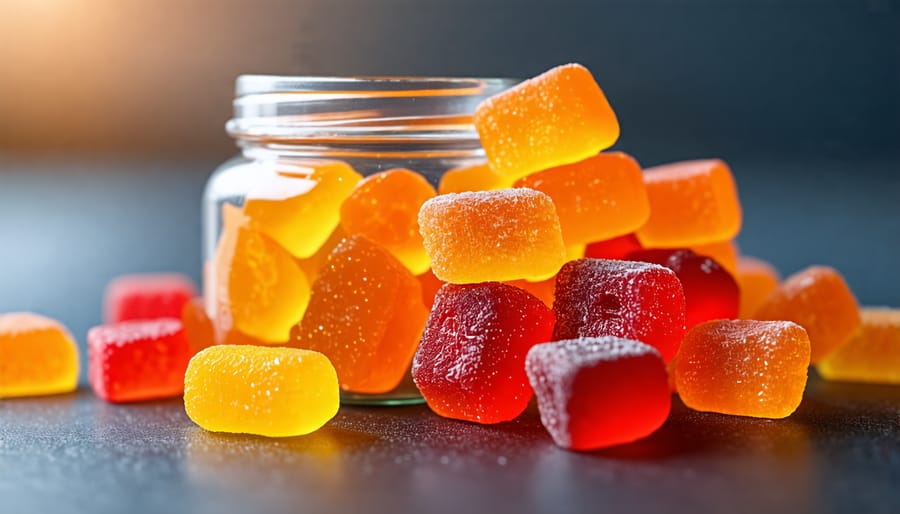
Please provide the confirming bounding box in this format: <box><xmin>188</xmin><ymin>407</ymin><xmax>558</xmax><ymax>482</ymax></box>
<box><xmin>0</xmin><ymin>312</ymin><xmax>79</xmax><ymax>398</ymax></box>
<box><xmin>340</xmin><ymin>168</ymin><xmax>435</xmax><ymax>275</ymax></box>
<box><xmin>754</xmin><ymin>266</ymin><xmax>860</xmax><ymax>363</ymax></box>
<box><xmin>412</xmin><ymin>282</ymin><xmax>556</xmax><ymax>424</ymax></box>
<box><xmin>184</xmin><ymin>345</ymin><xmax>339</xmax><ymax>437</ymax></box>
<box><xmin>104</xmin><ymin>273</ymin><xmax>197</xmax><ymax>324</ymax></box>
<box><xmin>552</xmin><ymin>259</ymin><xmax>686</xmax><ymax>362</ymax></box>
<box><xmin>418</xmin><ymin>189</ymin><xmax>567</xmax><ymax>283</ymax></box>
<box><xmin>736</xmin><ymin>256</ymin><xmax>780</xmax><ymax>319</ymax></box>
<box><xmin>242</xmin><ymin>160</ymin><xmax>362</xmax><ymax>258</ymax></box>
<box><xmin>180</xmin><ymin>297</ymin><xmax>215</xmax><ymax>355</ymax></box>
<box><xmin>513</xmin><ymin>152</ymin><xmax>650</xmax><ymax>245</ymax></box>
<box><xmin>438</xmin><ymin>162</ymin><xmax>510</xmax><ymax>195</ymax></box>
<box><xmin>88</xmin><ymin>318</ymin><xmax>192</xmax><ymax>403</ymax></box>
<box><xmin>526</xmin><ymin>336</ymin><xmax>671</xmax><ymax>450</ymax></box>
<box><xmin>636</xmin><ymin>159</ymin><xmax>742</xmax><ymax>247</ymax></box>
<box><xmin>816</xmin><ymin>308</ymin><xmax>900</xmax><ymax>385</ymax></box>
<box><xmin>475</xmin><ymin>63</ymin><xmax>619</xmax><ymax>180</ymax></box>
<box><xmin>691</xmin><ymin>240</ymin><xmax>739</xmax><ymax>276</ymax></box>
<box><xmin>294</xmin><ymin>235</ymin><xmax>428</xmax><ymax>394</ymax></box>
<box><xmin>674</xmin><ymin>320</ymin><xmax>810</xmax><ymax>419</ymax></box>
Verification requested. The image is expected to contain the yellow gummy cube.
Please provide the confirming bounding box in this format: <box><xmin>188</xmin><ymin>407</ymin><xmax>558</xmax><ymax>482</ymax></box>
<box><xmin>817</xmin><ymin>308</ymin><xmax>900</xmax><ymax>385</ymax></box>
<box><xmin>0</xmin><ymin>312</ymin><xmax>79</xmax><ymax>398</ymax></box>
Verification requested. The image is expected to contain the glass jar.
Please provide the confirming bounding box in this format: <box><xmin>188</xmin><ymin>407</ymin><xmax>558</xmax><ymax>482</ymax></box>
<box><xmin>203</xmin><ymin>76</ymin><xmax>516</xmax><ymax>405</ymax></box>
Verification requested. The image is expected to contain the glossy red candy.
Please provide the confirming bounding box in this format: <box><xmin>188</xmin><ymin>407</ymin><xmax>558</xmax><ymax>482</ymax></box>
<box><xmin>104</xmin><ymin>273</ymin><xmax>197</xmax><ymax>323</ymax></box>
<box><xmin>627</xmin><ymin>248</ymin><xmax>739</xmax><ymax>330</ymax></box>
<box><xmin>584</xmin><ymin>233</ymin><xmax>643</xmax><ymax>261</ymax></box>
<box><xmin>526</xmin><ymin>336</ymin><xmax>671</xmax><ymax>450</ymax></box>
<box><xmin>88</xmin><ymin>318</ymin><xmax>192</xmax><ymax>403</ymax></box>
<box><xmin>553</xmin><ymin>258</ymin><xmax>686</xmax><ymax>362</ymax></box>
<box><xmin>412</xmin><ymin>282</ymin><xmax>556</xmax><ymax>424</ymax></box>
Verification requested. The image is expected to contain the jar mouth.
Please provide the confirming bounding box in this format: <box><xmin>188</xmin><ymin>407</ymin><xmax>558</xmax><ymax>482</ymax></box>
<box><xmin>227</xmin><ymin>75</ymin><xmax>519</xmax><ymax>147</ymax></box>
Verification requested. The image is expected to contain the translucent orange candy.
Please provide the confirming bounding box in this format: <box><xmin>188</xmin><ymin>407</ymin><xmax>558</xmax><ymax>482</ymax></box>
<box><xmin>0</xmin><ymin>312</ymin><xmax>79</xmax><ymax>398</ymax></box>
<box><xmin>214</xmin><ymin>204</ymin><xmax>310</xmax><ymax>343</ymax></box>
<box><xmin>754</xmin><ymin>266</ymin><xmax>860</xmax><ymax>363</ymax></box>
<box><xmin>418</xmin><ymin>189</ymin><xmax>567</xmax><ymax>283</ymax></box>
<box><xmin>736</xmin><ymin>256</ymin><xmax>780</xmax><ymax>319</ymax></box>
<box><xmin>242</xmin><ymin>160</ymin><xmax>362</xmax><ymax>258</ymax></box>
<box><xmin>296</xmin><ymin>225</ymin><xmax>347</xmax><ymax>284</ymax></box>
<box><xmin>180</xmin><ymin>297</ymin><xmax>215</xmax><ymax>354</ymax></box>
<box><xmin>340</xmin><ymin>169</ymin><xmax>435</xmax><ymax>275</ymax></box>
<box><xmin>637</xmin><ymin>159</ymin><xmax>742</xmax><ymax>247</ymax></box>
<box><xmin>505</xmin><ymin>276</ymin><xmax>557</xmax><ymax>308</ymax></box>
<box><xmin>514</xmin><ymin>152</ymin><xmax>650</xmax><ymax>245</ymax></box>
<box><xmin>475</xmin><ymin>63</ymin><xmax>620</xmax><ymax>180</ymax></box>
<box><xmin>293</xmin><ymin>236</ymin><xmax>428</xmax><ymax>394</ymax></box>
<box><xmin>438</xmin><ymin>162</ymin><xmax>510</xmax><ymax>195</ymax></box>
<box><xmin>418</xmin><ymin>269</ymin><xmax>446</xmax><ymax>310</ymax></box>
<box><xmin>817</xmin><ymin>308</ymin><xmax>900</xmax><ymax>384</ymax></box>
<box><xmin>674</xmin><ymin>320</ymin><xmax>810</xmax><ymax>419</ymax></box>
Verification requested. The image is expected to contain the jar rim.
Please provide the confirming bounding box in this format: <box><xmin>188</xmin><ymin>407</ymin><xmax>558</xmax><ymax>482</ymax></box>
<box><xmin>235</xmin><ymin>75</ymin><xmax>519</xmax><ymax>97</ymax></box>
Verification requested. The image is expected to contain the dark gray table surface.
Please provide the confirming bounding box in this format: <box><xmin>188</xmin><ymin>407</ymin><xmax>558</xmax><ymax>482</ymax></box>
<box><xmin>1</xmin><ymin>155</ymin><xmax>899</xmax><ymax>513</ymax></box>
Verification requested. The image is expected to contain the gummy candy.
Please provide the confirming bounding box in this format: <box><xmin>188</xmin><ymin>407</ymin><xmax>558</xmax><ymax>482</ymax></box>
<box><xmin>636</xmin><ymin>159</ymin><xmax>742</xmax><ymax>247</ymax></box>
<box><xmin>525</xmin><ymin>336</ymin><xmax>670</xmax><ymax>450</ymax></box>
<box><xmin>674</xmin><ymin>320</ymin><xmax>810</xmax><ymax>419</ymax></box>
<box><xmin>88</xmin><ymin>318</ymin><xmax>192</xmax><ymax>403</ymax></box>
<box><xmin>242</xmin><ymin>160</ymin><xmax>362</xmax><ymax>258</ymax></box>
<box><xmin>293</xmin><ymin>236</ymin><xmax>428</xmax><ymax>394</ymax></box>
<box><xmin>104</xmin><ymin>273</ymin><xmax>197</xmax><ymax>323</ymax></box>
<box><xmin>505</xmin><ymin>275</ymin><xmax>557</xmax><ymax>308</ymax></box>
<box><xmin>438</xmin><ymin>162</ymin><xmax>510</xmax><ymax>195</ymax></box>
<box><xmin>691</xmin><ymin>240</ymin><xmax>738</xmax><ymax>275</ymax></box>
<box><xmin>736</xmin><ymin>256</ymin><xmax>780</xmax><ymax>319</ymax></box>
<box><xmin>475</xmin><ymin>63</ymin><xmax>619</xmax><ymax>180</ymax></box>
<box><xmin>340</xmin><ymin>168</ymin><xmax>435</xmax><ymax>274</ymax></box>
<box><xmin>418</xmin><ymin>269</ymin><xmax>446</xmax><ymax>310</ymax></box>
<box><xmin>584</xmin><ymin>233</ymin><xmax>643</xmax><ymax>261</ymax></box>
<box><xmin>180</xmin><ymin>297</ymin><xmax>215</xmax><ymax>354</ymax></box>
<box><xmin>213</xmin><ymin>206</ymin><xmax>310</xmax><ymax>342</ymax></box>
<box><xmin>413</xmin><ymin>282</ymin><xmax>555</xmax><ymax>424</ymax></box>
<box><xmin>816</xmin><ymin>308</ymin><xmax>900</xmax><ymax>385</ymax></box>
<box><xmin>553</xmin><ymin>259</ymin><xmax>686</xmax><ymax>362</ymax></box>
<box><xmin>418</xmin><ymin>189</ymin><xmax>566</xmax><ymax>283</ymax></box>
<box><xmin>184</xmin><ymin>345</ymin><xmax>339</xmax><ymax>437</ymax></box>
<box><xmin>513</xmin><ymin>152</ymin><xmax>650</xmax><ymax>245</ymax></box>
<box><xmin>627</xmin><ymin>248</ymin><xmax>739</xmax><ymax>330</ymax></box>
<box><xmin>0</xmin><ymin>313</ymin><xmax>79</xmax><ymax>398</ymax></box>
<box><xmin>296</xmin><ymin>225</ymin><xmax>347</xmax><ymax>284</ymax></box>
<box><xmin>754</xmin><ymin>266</ymin><xmax>860</xmax><ymax>363</ymax></box>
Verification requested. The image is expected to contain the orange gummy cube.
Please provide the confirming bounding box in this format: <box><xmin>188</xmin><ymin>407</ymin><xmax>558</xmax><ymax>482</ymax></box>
<box><xmin>514</xmin><ymin>152</ymin><xmax>650</xmax><ymax>245</ymax></box>
<box><xmin>340</xmin><ymin>169</ymin><xmax>435</xmax><ymax>275</ymax></box>
<box><xmin>418</xmin><ymin>269</ymin><xmax>446</xmax><ymax>311</ymax></box>
<box><xmin>293</xmin><ymin>236</ymin><xmax>428</xmax><ymax>394</ymax></box>
<box><xmin>213</xmin><ymin>206</ymin><xmax>310</xmax><ymax>343</ymax></box>
<box><xmin>674</xmin><ymin>320</ymin><xmax>810</xmax><ymax>419</ymax></box>
<box><xmin>242</xmin><ymin>160</ymin><xmax>362</xmax><ymax>258</ymax></box>
<box><xmin>475</xmin><ymin>63</ymin><xmax>619</xmax><ymax>180</ymax></box>
<box><xmin>637</xmin><ymin>159</ymin><xmax>742</xmax><ymax>247</ymax></box>
<box><xmin>691</xmin><ymin>240</ymin><xmax>739</xmax><ymax>276</ymax></box>
<box><xmin>418</xmin><ymin>189</ymin><xmax>566</xmax><ymax>283</ymax></box>
<box><xmin>754</xmin><ymin>266</ymin><xmax>860</xmax><ymax>363</ymax></box>
<box><xmin>180</xmin><ymin>297</ymin><xmax>215</xmax><ymax>355</ymax></box>
<box><xmin>296</xmin><ymin>225</ymin><xmax>347</xmax><ymax>284</ymax></box>
<box><xmin>816</xmin><ymin>308</ymin><xmax>900</xmax><ymax>384</ymax></box>
<box><xmin>0</xmin><ymin>312</ymin><xmax>79</xmax><ymax>398</ymax></box>
<box><xmin>438</xmin><ymin>162</ymin><xmax>510</xmax><ymax>195</ymax></box>
<box><xmin>736</xmin><ymin>256</ymin><xmax>780</xmax><ymax>319</ymax></box>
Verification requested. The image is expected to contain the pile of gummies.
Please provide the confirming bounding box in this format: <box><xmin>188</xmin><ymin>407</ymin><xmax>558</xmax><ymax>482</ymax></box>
<box><xmin>2</xmin><ymin>64</ymin><xmax>898</xmax><ymax>451</ymax></box>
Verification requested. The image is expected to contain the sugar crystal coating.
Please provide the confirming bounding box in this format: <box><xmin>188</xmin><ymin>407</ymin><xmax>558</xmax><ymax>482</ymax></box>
<box><xmin>0</xmin><ymin>312</ymin><xmax>79</xmax><ymax>398</ymax></box>
<box><xmin>184</xmin><ymin>345</ymin><xmax>339</xmax><ymax>437</ymax></box>
<box><xmin>412</xmin><ymin>282</ymin><xmax>555</xmax><ymax>424</ymax></box>
<box><xmin>816</xmin><ymin>308</ymin><xmax>900</xmax><ymax>384</ymax></box>
<box><xmin>553</xmin><ymin>259</ymin><xmax>686</xmax><ymax>362</ymax></box>
<box><xmin>104</xmin><ymin>273</ymin><xmax>197</xmax><ymax>324</ymax></box>
<box><xmin>418</xmin><ymin>188</ymin><xmax>566</xmax><ymax>283</ymax></box>
<box><xmin>674</xmin><ymin>320</ymin><xmax>810</xmax><ymax>418</ymax></box>
<box><xmin>526</xmin><ymin>336</ymin><xmax>670</xmax><ymax>450</ymax></box>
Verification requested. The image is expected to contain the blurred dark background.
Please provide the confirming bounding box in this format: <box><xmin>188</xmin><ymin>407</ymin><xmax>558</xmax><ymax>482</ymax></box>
<box><xmin>1</xmin><ymin>0</ymin><xmax>898</xmax><ymax>343</ymax></box>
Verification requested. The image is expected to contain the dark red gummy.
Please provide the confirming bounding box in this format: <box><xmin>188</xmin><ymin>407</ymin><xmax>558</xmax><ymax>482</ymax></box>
<box><xmin>626</xmin><ymin>248</ymin><xmax>739</xmax><ymax>330</ymax></box>
<box><xmin>104</xmin><ymin>273</ymin><xmax>197</xmax><ymax>323</ymax></box>
<box><xmin>584</xmin><ymin>233</ymin><xmax>644</xmax><ymax>261</ymax></box>
<box><xmin>412</xmin><ymin>282</ymin><xmax>556</xmax><ymax>424</ymax></box>
<box><xmin>552</xmin><ymin>258</ymin><xmax>686</xmax><ymax>362</ymax></box>
<box><xmin>525</xmin><ymin>336</ymin><xmax>671</xmax><ymax>450</ymax></box>
<box><xmin>88</xmin><ymin>318</ymin><xmax>192</xmax><ymax>403</ymax></box>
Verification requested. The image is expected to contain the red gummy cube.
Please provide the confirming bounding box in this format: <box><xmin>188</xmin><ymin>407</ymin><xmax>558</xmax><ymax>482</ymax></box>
<box><xmin>584</xmin><ymin>233</ymin><xmax>643</xmax><ymax>261</ymax></box>
<box><xmin>104</xmin><ymin>273</ymin><xmax>197</xmax><ymax>323</ymax></box>
<box><xmin>88</xmin><ymin>318</ymin><xmax>192</xmax><ymax>403</ymax></box>
<box><xmin>627</xmin><ymin>248</ymin><xmax>739</xmax><ymax>330</ymax></box>
<box><xmin>553</xmin><ymin>258</ymin><xmax>686</xmax><ymax>362</ymax></box>
<box><xmin>526</xmin><ymin>336</ymin><xmax>671</xmax><ymax>450</ymax></box>
<box><xmin>412</xmin><ymin>282</ymin><xmax>556</xmax><ymax>424</ymax></box>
